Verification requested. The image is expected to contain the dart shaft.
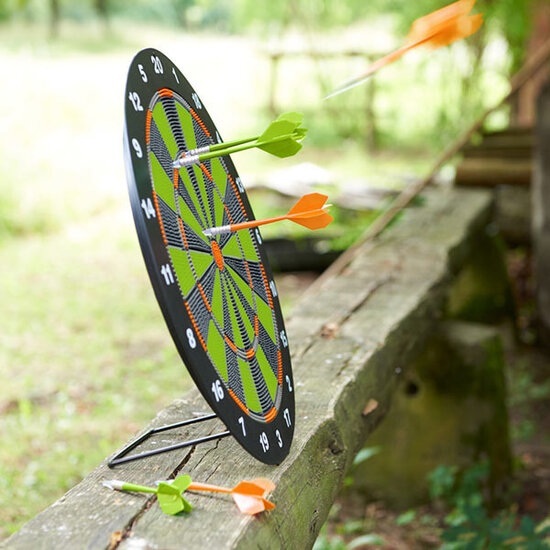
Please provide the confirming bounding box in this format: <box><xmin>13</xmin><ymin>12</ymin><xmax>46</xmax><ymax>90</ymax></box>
<box><xmin>188</xmin><ymin>482</ymin><xmax>231</xmax><ymax>494</ymax></box>
<box><xmin>198</xmin><ymin>132</ymin><xmax>298</xmax><ymax>161</ymax></box>
<box><xmin>325</xmin><ymin>21</ymin><xmax>468</xmax><ymax>99</ymax></box>
<box><xmin>121</xmin><ymin>482</ymin><xmax>157</xmax><ymax>494</ymax></box>
<box><xmin>203</xmin><ymin>208</ymin><xmax>329</xmax><ymax>237</ymax></box>
<box><xmin>208</xmin><ymin>135</ymin><xmax>259</xmax><ymax>152</ymax></box>
<box><xmin>174</xmin><ymin>141</ymin><xmax>258</xmax><ymax>167</ymax></box>
<box><xmin>175</xmin><ymin>131</ymin><xmax>302</xmax><ymax>167</ymax></box>
<box><xmin>180</xmin><ymin>136</ymin><xmax>260</xmax><ymax>161</ymax></box>
<box><xmin>203</xmin><ymin>215</ymin><xmax>287</xmax><ymax>237</ymax></box>
<box><xmin>326</xmin><ymin>34</ymin><xmax>436</xmax><ymax>99</ymax></box>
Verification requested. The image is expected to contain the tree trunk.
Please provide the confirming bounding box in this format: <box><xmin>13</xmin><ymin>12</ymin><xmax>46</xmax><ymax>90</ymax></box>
<box><xmin>49</xmin><ymin>0</ymin><xmax>59</xmax><ymax>38</ymax></box>
<box><xmin>533</xmin><ymin>79</ymin><xmax>550</xmax><ymax>346</ymax></box>
<box><xmin>515</xmin><ymin>2</ymin><xmax>550</xmax><ymax>127</ymax></box>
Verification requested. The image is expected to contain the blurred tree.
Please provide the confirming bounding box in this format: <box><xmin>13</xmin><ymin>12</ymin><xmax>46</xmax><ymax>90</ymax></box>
<box><xmin>0</xmin><ymin>0</ymin><xmax>9</xmax><ymax>20</ymax></box>
<box><xmin>49</xmin><ymin>0</ymin><xmax>59</xmax><ymax>37</ymax></box>
<box><xmin>95</xmin><ymin>0</ymin><xmax>109</xmax><ymax>30</ymax></box>
<box><xmin>173</xmin><ymin>0</ymin><xmax>194</xmax><ymax>27</ymax></box>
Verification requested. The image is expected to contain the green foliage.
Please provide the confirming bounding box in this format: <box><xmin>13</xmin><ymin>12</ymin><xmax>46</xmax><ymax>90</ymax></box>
<box><xmin>348</xmin><ymin>534</ymin><xmax>385</xmax><ymax>547</ymax></box>
<box><xmin>509</xmin><ymin>367</ymin><xmax>550</xmax><ymax>408</ymax></box>
<box><xmin>313</xmin><ymin>527</ymin><xmax>349</xmax><ymax>550</ymax></box>
<box><xmin>396</xmin><ymin>510</ymin><xmax>417</xmax><ymax>526</ymax></box>
<box><xmin>352</xmin><ymin>446</ymin><xmax>382</xmax><ymax>467</ymax></box>
<box><xmin>313</xmin><ymin>524</ymin><xmax>385</xmax><ymax>550</ymax></box>
<box><xmin>429</xmin><ymin>463</ymin><xmax>550</xmax><ymax>549</ymax></box>
<box><xmin>479</xmin><ymin>0</ymin><xmax>535</xmax><ymax>72</ymax></box>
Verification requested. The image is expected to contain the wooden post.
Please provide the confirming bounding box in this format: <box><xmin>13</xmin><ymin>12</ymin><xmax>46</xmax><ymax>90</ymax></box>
<box><xmin>533</xmin><ymin>79</ymin><xmax>550</xmax><ymax>345</ymax></box>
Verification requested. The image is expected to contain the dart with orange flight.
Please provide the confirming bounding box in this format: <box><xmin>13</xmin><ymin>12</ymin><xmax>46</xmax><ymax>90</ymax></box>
<box><xmin>326</xmin><ymin>0</ymin><xmax>484</xmax><ymax>99</ymax></box>
<box><xmin>187</xmin><ymin>477</ymin><xmax>276</xmax><ymax>515</ymax></box>
<box><xmin>203</xmin><ymin>192</ymin><xmax>333</xmax><ymax>238</ymax></box>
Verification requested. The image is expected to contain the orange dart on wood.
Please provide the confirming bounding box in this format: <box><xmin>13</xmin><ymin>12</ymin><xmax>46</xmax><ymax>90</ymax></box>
<box><xmin>188</xmin><ymin>477</ymin><xmax>276</xmax><ymax>515</ymax></box>
<box><xmin>203</xmin><ymin>193</ymin><xmax>333</xmax><ymax>237</ymax></box>
<box><xmin>326</xmin><ymin>0</ymin><xmax>483</xmax><ymax>99</ymax></box>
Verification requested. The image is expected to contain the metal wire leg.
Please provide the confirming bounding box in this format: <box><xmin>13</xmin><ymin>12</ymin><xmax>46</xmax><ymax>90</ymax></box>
<box><xmin>108</xmin><ymin>413</ymin><xmax>231</xmax><ymax>467</ymax></box>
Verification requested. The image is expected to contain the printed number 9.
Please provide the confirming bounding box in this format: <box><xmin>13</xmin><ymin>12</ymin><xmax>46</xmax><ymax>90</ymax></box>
<box><xmin>131</xmin><ymin>138</ymin><xmax>143</xmax><ymax>158</ymax></box>
<box><xmin>259</xmin><ymin>432</ymin><xmax>269</xmax><ymax>453</ymax></box>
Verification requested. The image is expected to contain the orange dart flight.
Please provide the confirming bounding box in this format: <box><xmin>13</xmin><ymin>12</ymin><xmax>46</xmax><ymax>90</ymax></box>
<box><xmin>203</xmin><ymin>193</ymin><xmax>333</xmax><ymax>237</ymax></box>
<box><xmin>188</xmin><ymin>478</ymin><xmax>276</xmax><ymax>515</ymax></box>
<box><xmin>326</xmin><ymin>0</ymin><xmax>483</xmax><ymax>99</ymax></box>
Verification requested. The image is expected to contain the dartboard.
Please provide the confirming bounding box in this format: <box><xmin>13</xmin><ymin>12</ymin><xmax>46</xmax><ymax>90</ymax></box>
<box><xmin>123</xmin><ymin>48</ymin><xmax>294</xmax><ymax>464</ymax></box>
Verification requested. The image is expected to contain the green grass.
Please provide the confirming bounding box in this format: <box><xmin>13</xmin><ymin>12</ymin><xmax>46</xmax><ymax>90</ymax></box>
<box><xmin>0</xmin><ymin>208</ymin><xmax>191</xmax><ymax>536</ymax></box>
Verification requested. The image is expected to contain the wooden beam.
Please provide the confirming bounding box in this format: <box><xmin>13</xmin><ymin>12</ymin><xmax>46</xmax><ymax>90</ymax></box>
<box><xmin>455</xmin><ymin>159</ymin><xmax>532</xmax><ymax>187</ymax></box>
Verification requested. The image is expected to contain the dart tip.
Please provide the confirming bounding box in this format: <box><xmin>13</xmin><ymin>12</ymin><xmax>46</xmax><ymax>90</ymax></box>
<box><xmin>103</xmin><ymin>480</ymin><xmax>125</xmax><ymax>491</ymax></box>
<box><xmin>203</xmin><ymin>224</ymin><xmax>231</xmax><ymax>237</ymax></box>
<box><xmin>323</xmin><ymin>90</ymin><xmax>340</xmax><ymax>101</ymax></box>
<box><xmin>324</xmin><ymin>74</ymin><xmax>374</xmax><ymax>100</ymax></box>
<box><xmin>173</xmin><ymin>154</ymin><xmax>200</xmax><ymax>168</ymax></box>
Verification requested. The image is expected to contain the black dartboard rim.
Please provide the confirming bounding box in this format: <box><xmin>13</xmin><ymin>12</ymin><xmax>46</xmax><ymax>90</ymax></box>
<box><xmin>123</xmin><ymin>48</ymin><xmax>294</xmax><ymax>464</ymax></box>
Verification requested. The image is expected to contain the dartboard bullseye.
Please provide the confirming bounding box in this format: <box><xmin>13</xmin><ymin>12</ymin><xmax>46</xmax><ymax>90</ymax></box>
<box><xmin>124</xmin><ymin>48</ymin><xmax>295</xmax><ymax>464</ymax></box>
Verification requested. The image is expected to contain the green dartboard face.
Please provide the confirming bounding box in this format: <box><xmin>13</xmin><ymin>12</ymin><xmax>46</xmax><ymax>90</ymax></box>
<box><xmin>124</xmin><ymin>48</ymin><xmax>294</xmax><ymax>464</ymax></box>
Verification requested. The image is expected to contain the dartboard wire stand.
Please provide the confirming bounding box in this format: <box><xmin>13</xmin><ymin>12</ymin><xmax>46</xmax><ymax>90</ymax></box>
<box><xmin>119</xmin><ymin>48</ymin><xmax>296</xmax><ymax>467</ymax></box>
<box><xmin>108</xmin><ymin>413</ymin><xmax>230</xmax><ymax>467</ymax></box>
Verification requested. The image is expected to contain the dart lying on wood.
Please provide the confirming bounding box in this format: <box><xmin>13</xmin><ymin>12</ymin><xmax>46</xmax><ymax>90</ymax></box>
<box><xmin>326</xmin><ymin>0</ymin><xmax>483</xmax><ymax>99</ymax></box>
<box><xmin>203</xmin><ymin>192</ymin><xmax>333</xmax><ymax>237</ymax></box>
<box><xmin>173</xmin><ymin>112</ymin><xmax>306</xmax><ymax>167</ymax></box>
<box><xmin>102</xmin><ymin>475</ymin><xmax>276</xmax><ymax>516</ymax></box>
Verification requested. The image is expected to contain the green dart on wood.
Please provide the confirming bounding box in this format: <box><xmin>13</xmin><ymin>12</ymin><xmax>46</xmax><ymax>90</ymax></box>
<box><xmin>103</xmin><ymin>475</ymin><xmax>193</xmax><ymax>515</ymax></box>
<box><xmin>173</xmin><ymin>111</ymin><xmax>307</xmax><ymax>167</ymax></box>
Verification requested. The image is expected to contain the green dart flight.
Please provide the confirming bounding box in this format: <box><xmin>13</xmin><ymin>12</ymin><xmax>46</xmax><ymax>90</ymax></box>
<box><xmin>173</xmin><ymin>112</ymin><xmax>307</xmax><ymax>167</ymax></box>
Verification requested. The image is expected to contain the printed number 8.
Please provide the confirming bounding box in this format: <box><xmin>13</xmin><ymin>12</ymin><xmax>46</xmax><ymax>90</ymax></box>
<box><xmin>186</xmin><ymin>328</ymin><xmax>196</xmax><ymax>349</ymax></box>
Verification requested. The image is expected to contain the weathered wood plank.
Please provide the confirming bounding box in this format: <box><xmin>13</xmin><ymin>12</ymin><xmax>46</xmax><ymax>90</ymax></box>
<box><xmin>1</xmin><ymin>188</ymin><xmax>493</xmax><ymax>550</ymax></box>
<box><xmin>455</xmin><ymin>158</ymin><xmax>532</xmax><ymax>187</ymax></box>
<box><xmin>462</xmin><ymin>146</ymin><xmax>533</xmax><ymax>159</ymax></box>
